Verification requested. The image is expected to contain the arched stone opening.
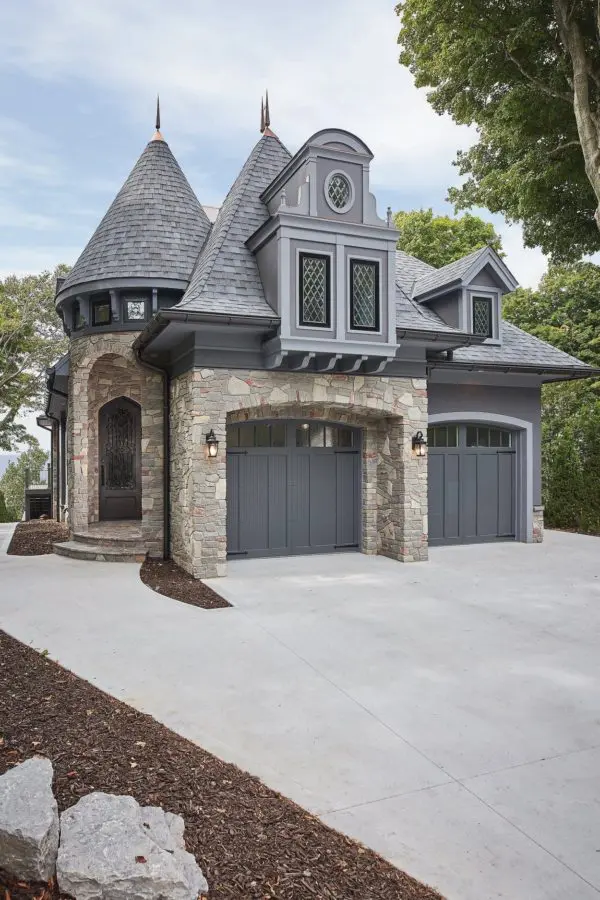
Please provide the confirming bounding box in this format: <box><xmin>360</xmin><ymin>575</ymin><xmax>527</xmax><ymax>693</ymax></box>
<box><xmin>67</xmin><ymin>334</ymin><xmax>164</xmax><ymax>554</ymax></box>
<box><xmin>170</xmin><ymin>368</ymin><xmax>428</xmax><ymax>577</ymax></box>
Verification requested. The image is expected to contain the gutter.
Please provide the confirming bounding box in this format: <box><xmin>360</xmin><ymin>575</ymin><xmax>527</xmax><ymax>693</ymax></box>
<box><xmin>135</xmin><ymin>349</ymin><xmax>171</xmax><ymax>561</ymax></box>
<box><xmin>428</xmin><ymin>358</ymin><xmax>600</xmax><ymax>380</ymax></box>
<box><xmin>132</xmin><ymin>308</ymin><xmax>281</xmax><ymax>353</ymax></box>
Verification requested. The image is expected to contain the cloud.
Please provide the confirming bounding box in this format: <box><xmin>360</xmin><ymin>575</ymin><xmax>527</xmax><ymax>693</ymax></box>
<box><xmin>0</xmin><ymin>0</ymin><xmax>549</xmax><ymax>285</ymax></box>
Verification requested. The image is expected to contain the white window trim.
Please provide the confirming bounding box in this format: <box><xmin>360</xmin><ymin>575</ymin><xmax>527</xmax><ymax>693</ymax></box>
<box><xmin>324</xmin><ymin>170</ymin><xmax>355</xmax><ymax>215</ymax></box>
<box><xmin>295</xmin><ymin>247</ymin><xmax>335</xmax><ymax>331</ymax></box>
<box><xmin>346</xmin><ymin>254</ymin><xmax>383</xmax><ymax>335</ymax></box>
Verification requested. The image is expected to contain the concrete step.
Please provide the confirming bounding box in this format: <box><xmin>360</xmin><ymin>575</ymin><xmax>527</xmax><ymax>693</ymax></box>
<box><xmin>71</xmin><ymin>530</ymin><xmax>143</xmax><ymax>549</ymax></box>
<box><xmin>53</xmin><ymin>541</ymin><xmax>146</xmax><ymax>563</ymax></box>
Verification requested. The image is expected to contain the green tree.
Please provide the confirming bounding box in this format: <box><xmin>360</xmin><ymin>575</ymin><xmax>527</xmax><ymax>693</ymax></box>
<box><xmin>0</xmin><ymin>490</ymin><xmax>14</xmax><ymax>523</ymax></box>
<box><xmin>394</xmin><ymin>208</ymin><xmax>502</xmax><ymax>267</ymax></box>
<box><xmin>503</xmin><ymin>263</ymin><xmax>600</xmax><ymax>533</ymax></box>
<box><xmin>396</xmin><ymin>0</ymin><xmax>600</xmax><ymax>261</ymax></box>
<box><xmin>0</xmin><ymin>442</ymin><xmax>48</xmax><ymax>520</ymax></box>
<box><xmin>0</xmin><ymin>265</ymin><xmax>69</xmax><ymax>451</ymax></box>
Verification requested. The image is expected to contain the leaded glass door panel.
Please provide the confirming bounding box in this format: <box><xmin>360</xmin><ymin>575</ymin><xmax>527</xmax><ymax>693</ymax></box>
<box><xmin>99</xmin><ymin>397</ymin><xmax>141</xmax><ymax>520</ymax></box>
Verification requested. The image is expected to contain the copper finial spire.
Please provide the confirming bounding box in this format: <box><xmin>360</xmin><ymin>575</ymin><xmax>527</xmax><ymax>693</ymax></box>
<box><xmin>264</xmin><ymin>90</ymin><xmax>270</xmax><ymax>129</ymax></box>
<box><xmin>152</xmin><ymin>94</ymin><xmax>164</xmax><ymax>141</ymax></box>
<box><xmin>260</xmin><ymin>96</ymin><xmax>265</xmax><ymax>133</ymax></box>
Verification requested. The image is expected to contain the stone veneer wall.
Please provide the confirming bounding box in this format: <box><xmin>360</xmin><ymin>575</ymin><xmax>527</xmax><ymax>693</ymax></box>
<box><xmin>67</xmin><ymin>333</ymin><xmax>164</xmax><ymax>555</ymax></box>
<box><xmin>533</xmin><ymin>505</ymin><xmax>544</xmax><ymax>543</ymax></box>
<box><xmin>170</xmin><ymin>368</ymin><xmax>428</xmax><ymax>579</ymax></box>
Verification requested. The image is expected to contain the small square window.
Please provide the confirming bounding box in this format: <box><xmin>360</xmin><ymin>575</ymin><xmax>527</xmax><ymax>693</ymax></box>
<box><xmin>228</xmin><ymin>426</ymin><xmax>239</xmax><ymax>448</ymax></box>
<box><xmin>309</xmin><ymin>424</ymin><xmax>325</xmax><ymax>447</ymax></box>
<box><xmin>255</xmin><ymin>424</ymin><xmax>270</xmax><ymax>447</ymax></box>
<box><xmin>92</xmin><ymin>302</ymin><xmax>111</xmax><ymax>326</ymax></box>
<box><xmin>478</xmin><ymin>427</ymin><xmax>490</xmax><ymax>447</ymax></box>
<box><xmin>296</xmin><ymin>423</ymin><xmax>311</xmax><ymax>447</ymax></box>
<box><xmin>337</xmin><ymin>427</ymin><xmax>353</xmax><ymax>448</ymax></box>
<box><xmin>472</xmin><ymin>296</ymin><xmax>493</xmax><ymax>338</ymax></box>
<box><xmin>240</xmin><ymin>426</ymin><xmax>255</xmax><ymax>447</ymax></box>
<box><xmin>271</xmin><ymin>423</ymin><xmax>286</xmax><ymax>447</ymax></box>
<box><xmin>466</xmin><ymin>426</ymin><xmax>478</xmax><ymax>448</ymax></box>
<box><xmin>124</xmin><ymin>299</ymin><xmax>147</xmax><ymax>322</ymax></box>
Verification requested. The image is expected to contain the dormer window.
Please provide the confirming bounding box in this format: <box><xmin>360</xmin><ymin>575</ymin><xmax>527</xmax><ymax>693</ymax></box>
<box><xmin>325</xmin><ymin>171</ymin><xmax>354</xmax><ymax>213</ymax></box>
<box><xmin>299</xmin><ymin>252</ymin><xmax>331</xmax><ymax>328</ymax></box>
<box><xmin>472</xmin><ymin>295</ymin><xmax>493</xmax><ymax>338</ymax></box>
<box><xmin>350</xmin><ymin>259</ymin><xmax>380</xmax><ymax>332</ymax></box>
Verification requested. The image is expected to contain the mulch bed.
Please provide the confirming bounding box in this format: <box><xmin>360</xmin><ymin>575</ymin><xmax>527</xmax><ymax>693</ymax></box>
<box><xmin>140</xmin><ymin>557</ymin><xmax>232</xmax><ymax>609</ymax></box>
<box><xmin>0</xmin><ymin>632</ymin><xmax>443</xmax><ymax>900</ymax></box>
<box><xmin>7</xmin><ymin>521</ymin><xmax>69</xmax><ymax>556</ymax></box>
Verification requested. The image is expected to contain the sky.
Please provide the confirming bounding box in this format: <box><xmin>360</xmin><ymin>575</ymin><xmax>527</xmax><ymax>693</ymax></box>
<box><xmin>1</xmin><ymin>0</ymin><xmax>553</xmax><ymax>448</ymax></box>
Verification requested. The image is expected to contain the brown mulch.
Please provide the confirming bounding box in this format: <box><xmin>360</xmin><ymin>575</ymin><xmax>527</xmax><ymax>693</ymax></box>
<box><xmin>140</xmin><ymin>557</ymin><xmax>232</xmax><ymax>609</ymax></box>
<box><xmin>0</xmin><ymin>868</ymin><xmax>59</xmax><ymax>899</ymax></box>
<box><xmin>7</xmin><ymin>521</ymin><xmax>69</xmax><ymax>556</ymax></box>
<box><xmin>0</xmin><ymin>632</ymin><xmax>443</xmax><ymax>900</ymax></box>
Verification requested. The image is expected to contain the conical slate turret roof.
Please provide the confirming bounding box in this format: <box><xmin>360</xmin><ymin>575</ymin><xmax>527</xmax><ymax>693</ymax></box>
<box><xmin>59</xmin><ymin>136</ymin><xmax>211</xmax><ymax>294</ymax></box>
<box><xmin>176</xmin><ymin>132</ymin><xmax>291</xmax><ymax>317</ymax></box>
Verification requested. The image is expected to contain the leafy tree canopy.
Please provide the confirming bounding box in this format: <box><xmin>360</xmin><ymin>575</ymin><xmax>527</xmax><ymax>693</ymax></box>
<box><xmin>503</xmin><ymin>262</ymin><xmax>600</xmax><ymax>366</ymax></box>
<box><xmin>394</xmin><ymin>208</ymin><xmax>502</xmax><ymax>268</ymax></box>
<box><xmin>396</xmin><ymin>0</ymin><xmax>600</xmax><ymax>262</ymax></box>
<box><xmin>503</xmin><ymin>262</ymin><xmax>600</xmax><ymax>534</ymax></box>
<box><xmin>0</xmin><ymin>265</ymin><xmax>69</xmax><ymax>451</ymax></box>
<box><xmin>0</xmin><ymin>441</ymin><xmax>48</xmax><ymax>520</ymax></box>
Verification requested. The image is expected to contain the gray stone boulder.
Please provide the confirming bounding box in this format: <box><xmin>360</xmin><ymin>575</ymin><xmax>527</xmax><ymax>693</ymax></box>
<box><xmin>0</xmin><ymin>757</ymin><xmax>59</xmax><ymax>881</ymax></box>
<box><xmin>57</xmin><ymin>792</ymin><xmax>208</xmax><ymax>899</ymax></box>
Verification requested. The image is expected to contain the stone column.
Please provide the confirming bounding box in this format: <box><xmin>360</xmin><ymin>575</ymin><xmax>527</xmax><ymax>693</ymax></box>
<box><xmin>533</xmin><ymin>505</ymin><xmax>544</xmax><ymax>543</ymax></box>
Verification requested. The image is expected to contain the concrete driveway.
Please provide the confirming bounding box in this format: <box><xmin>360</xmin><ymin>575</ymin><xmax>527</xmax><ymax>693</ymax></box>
<box><xmin>1</xmin><ymin>530</ymin><xmax>599</xmax><ymax>899</ymax></box>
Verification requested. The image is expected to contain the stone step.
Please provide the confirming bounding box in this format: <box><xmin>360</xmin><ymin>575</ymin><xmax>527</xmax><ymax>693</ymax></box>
<box><xmin>53</xmin><ymin>541</ymin><xmax>147</xmax><ymax>563</ymax></box>
<box><xmin>71</xmin><ymin>530</ymin><xmax>143</xmax><ymax>549</ymax></box>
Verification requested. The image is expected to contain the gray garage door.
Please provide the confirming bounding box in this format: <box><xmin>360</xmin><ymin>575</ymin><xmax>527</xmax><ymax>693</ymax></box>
<box><xmin>428</xmin><ymin>424</ymin><xmax>516</xmax><ymax>545</ymax></box>
<box><xmin>226</xmin><ymin>420</ymin><xmax>361</xmax><ymax>558</ymax></box>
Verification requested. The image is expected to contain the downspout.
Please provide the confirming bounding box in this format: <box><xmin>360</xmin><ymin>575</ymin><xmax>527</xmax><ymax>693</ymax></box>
<box><xmin>135</xmin><ymin>350</ymin><xmax>171</xmax><ymax>561</ymax></box>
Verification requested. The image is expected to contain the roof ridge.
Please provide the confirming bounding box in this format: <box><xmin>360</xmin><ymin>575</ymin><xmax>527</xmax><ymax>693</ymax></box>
<box><xmin>188</xmin><ymin>135</ymin><xmax>274</xmax><ymax>297</ymax></box>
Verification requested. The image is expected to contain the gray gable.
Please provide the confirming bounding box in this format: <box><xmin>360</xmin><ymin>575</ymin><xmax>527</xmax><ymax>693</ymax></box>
<box><xmin>60</xmin><ymin>138</ymin><xmax>211</xmax><ymax>294</ymax></box>
<box><xmin>452</xmin><ymin>321</ymin><xmax>597</xmax><ymax>372</ymax></box>
<box><xmin>412</xmin><ymin>247</ymin><xmax>488</xmax><ymax>298</ymax></box>
<box><xmin>176</xmin><ymin>134</ymin><xmax>291</xmax><ymax>318</ymax></box>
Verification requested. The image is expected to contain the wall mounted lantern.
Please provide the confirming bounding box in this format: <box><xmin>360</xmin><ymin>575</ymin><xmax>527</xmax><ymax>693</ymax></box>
<box><xmin>205</xmin><ymin>429</ymin><xmax>219</xmax><ymax>458</ymax></box>
<box><xmin>412</xmin><ymin>430</ymin><xmax>427</xmax><ymax>458</ymax></box>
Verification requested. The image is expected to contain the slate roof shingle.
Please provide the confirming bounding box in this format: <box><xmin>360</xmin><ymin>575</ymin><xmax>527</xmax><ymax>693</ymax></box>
<box><xmin>176</xmin><ymin>134</ymin><xmax>292</xmax><ymax>318</ymax></box>
<box><xmin>395</xmin><ymin>249</ymin><xmax>436</xmax><ymax>299</ymax></box>
<box><xmin>59</xmin><ymin>138</ymin><xmax>211</xmax><ymax>294</ymax></box>
<box><xmin>451</xmin><ymin>321</ymin><xmax>597</xmax><ymax>371</ymax></box>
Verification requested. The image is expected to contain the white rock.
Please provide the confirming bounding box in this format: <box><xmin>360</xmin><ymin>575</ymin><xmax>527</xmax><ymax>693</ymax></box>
<box><xmin>57</xmin><ymin>792</ymin><xmax>208</xmax><ymax>899</ymax></box>
<box><xmin>0</xmin><ymin>757</ymin><xmax>59</xmax><ymax>881</ymax></box>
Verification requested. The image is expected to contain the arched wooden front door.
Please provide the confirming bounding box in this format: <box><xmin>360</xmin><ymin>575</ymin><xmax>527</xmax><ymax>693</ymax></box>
<box><xmin>98</xmin><ymin>397</ymin><xmax>141</xmax><ymax>521</ymax></box>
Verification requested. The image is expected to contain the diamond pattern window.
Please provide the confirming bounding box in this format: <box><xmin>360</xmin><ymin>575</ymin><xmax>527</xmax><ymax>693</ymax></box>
<box><xmin>472</xmin><ymin>296</ymin><xmax>493</xmax><ymax>338</ymax></box>
<box><xmin>350</xmin><ymin>260</ymin><xmax>379</xmax><ymax>331</ymax></box>
<box><xmin>299</xmin><ymin>253</ymin><xmax>331</xmax><ymax>328</ymax></box>
<box><xmin>327</xmin><ymin>173</ymin><xmax>352</xmax><ymax>211</ymax></box>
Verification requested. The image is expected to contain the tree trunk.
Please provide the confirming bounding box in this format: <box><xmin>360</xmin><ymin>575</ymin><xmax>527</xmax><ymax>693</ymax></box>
<box><xmin>553</xmin><ymin>0</ymin><xmax>600</xmax><ymax>228</ymax></box>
